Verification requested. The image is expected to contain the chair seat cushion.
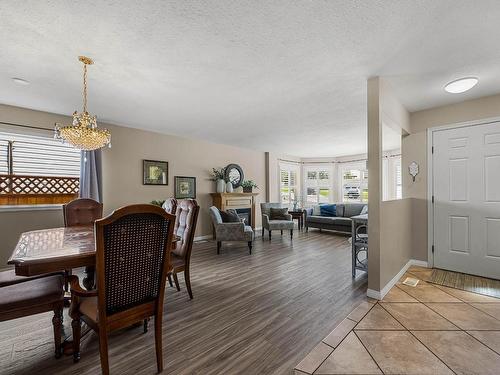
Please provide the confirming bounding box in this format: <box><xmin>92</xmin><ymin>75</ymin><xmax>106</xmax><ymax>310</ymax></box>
<box><xmin>268</xmin><ymin>220</ymin><xmax>294</xmax><ymax>230</ymax></box>
<box><xmin>0</xmin><ymin>269</ymin><xmax>63</xmax><ymax>287</ymax></box>
<box><xmin>244</xmin><ymin>225</ymin><xmax>254</xmax><ymax>241</ymax></box>
<box><xmin>0</xmin><ymin>274</ymin><xmax>64</xmax><ymax>315</ymax></box>
<box><xmin>171</xmin><ymin>253</ymin><xmax>185</xmax><ymax>269</ymax></box>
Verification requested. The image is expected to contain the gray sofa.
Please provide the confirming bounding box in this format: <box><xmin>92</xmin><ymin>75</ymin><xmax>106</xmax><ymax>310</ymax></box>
<box><xmin>304</xmin><ymin>203</ymin><xmax>367</xmax><ymax>234</ymax></box>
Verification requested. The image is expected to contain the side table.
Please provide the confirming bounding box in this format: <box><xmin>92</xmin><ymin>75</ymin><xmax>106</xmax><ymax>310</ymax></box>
<box><xmin>288</xmin><ymin>210</ymin><xmax>305</xmax><ymax>230</ymax></box>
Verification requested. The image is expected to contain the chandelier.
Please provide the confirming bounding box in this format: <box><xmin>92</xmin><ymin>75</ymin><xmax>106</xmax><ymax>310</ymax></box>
<box><xmin>55</xmin><ymin>56</ymin><xmax>111</xmax><ymax>150</ymax></box>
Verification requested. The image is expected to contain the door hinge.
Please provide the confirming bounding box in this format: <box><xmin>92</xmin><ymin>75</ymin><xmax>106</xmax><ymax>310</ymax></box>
<box><xmin>432</xmin><ymin>245</ymin><xmax>435</xmax><ymax>254</ymax></box>
<box><xmin>432</xmin><ymin>146</ymin><xmax>434</xmax><ymax>154</ymax></box>
<box><xmin>432</xmin><ymin>195</ymin><xmax>434</xmax><ymax>204</ymax></box>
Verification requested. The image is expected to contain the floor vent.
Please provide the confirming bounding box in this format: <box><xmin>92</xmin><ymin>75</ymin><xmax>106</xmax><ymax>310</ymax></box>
<box><xmin>402</xmin><ymin>277</ymin><xmax>419</xmax><ymax>287</ymax></box>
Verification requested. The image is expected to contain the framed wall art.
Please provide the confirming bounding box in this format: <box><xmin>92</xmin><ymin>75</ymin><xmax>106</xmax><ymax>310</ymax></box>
<box><xmin>143</xmin><ymin>160</ymin><xmax>168</xmax><ymax>185</ymax></box>
<box><xmin>174</xmin><ymin>176</ymin><xmax>196</xmax><ymax>199</ymax></box>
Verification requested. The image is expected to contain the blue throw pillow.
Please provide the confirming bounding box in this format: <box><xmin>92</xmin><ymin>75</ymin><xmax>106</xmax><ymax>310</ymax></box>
<box><xmin>320</xmin><ymin>204</ymin><xmax>336</xmax><ymax>217</ymax></box>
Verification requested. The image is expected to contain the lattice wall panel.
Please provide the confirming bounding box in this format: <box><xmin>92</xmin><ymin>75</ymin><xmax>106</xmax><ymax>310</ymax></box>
<box><xmin>0</xmin><ymin>174</ymin><xmax>79</xmax><ymax>195</ymax></box>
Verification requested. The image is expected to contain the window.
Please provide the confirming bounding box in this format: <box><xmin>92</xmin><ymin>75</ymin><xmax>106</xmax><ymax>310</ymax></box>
<box><xmin>341</xmin><ymin>163</ymin><xmax>368</xmax><ymax>203</ymax></box>
<box><xmin>0</xmin><ymin>130</ymin><xmax>81</xmax><ymax>205</ymax></box>
<box><xmin>279</xmin><ymin>162</ymin><xmax>299</xmax><ymax>207</ymax></box>
<box><xmin>382</xmin><ymin>155</ymin><xmax>402</xmax><ymax>201</ymax></box>
<box><xmin>303</xmin><ymin>166</ymin><xmax>332</xmax><ymax>205</ymax></box>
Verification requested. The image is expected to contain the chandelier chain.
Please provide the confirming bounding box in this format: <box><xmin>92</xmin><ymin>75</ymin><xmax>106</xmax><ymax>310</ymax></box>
<box><xmin>83</xmin><ymin>63</ymin><xmax>88</xmax><ymax>113</ymax></box>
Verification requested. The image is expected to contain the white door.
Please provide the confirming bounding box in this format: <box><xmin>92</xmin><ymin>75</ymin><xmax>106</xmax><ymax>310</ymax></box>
<box><xmin>433</xmin><ymin>121</ymin><xmax>500</xmax><ymax>279</ymax></box>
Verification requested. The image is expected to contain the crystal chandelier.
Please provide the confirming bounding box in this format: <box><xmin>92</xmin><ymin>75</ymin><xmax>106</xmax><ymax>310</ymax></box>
<box><xmin>55</xmin><ymin>56</ymin><xmax>111</xmax><ymax>150</ymax></box>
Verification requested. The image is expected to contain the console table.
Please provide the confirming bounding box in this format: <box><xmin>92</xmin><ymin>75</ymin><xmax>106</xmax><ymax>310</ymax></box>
<box><xmin>351</xmin><ymin>214</ymin><xmax>368</xmax><ymax>277</ymax></box>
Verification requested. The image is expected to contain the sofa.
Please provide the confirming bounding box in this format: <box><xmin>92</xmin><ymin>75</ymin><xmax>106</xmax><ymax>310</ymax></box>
<box><xmin>304</xmin><ymin>203</ymin><xmax>367</xmax><ymax>234</ymax></box>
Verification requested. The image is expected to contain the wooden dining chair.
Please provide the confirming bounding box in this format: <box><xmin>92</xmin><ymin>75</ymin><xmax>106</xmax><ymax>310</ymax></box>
<box><xmin>167</xmin><ymin>199</ymin><xmax>199</xmax><ymax>299</ymax></box>
<box><xmin>69</xmin><ymin>204</ymin><xmax>175</xmax><ymax>375</ymax></box>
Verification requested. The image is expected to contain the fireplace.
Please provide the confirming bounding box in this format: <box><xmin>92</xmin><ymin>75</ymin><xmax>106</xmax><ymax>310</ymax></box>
<box><xmin>235</xmin><ymin>208</ymin><xmax>251</xmax><ymax>226</ymax></box>
<box><xmin>210</xmin><ymin>192</ymin><xmax>259</xmax><ymax>228</ymax></box>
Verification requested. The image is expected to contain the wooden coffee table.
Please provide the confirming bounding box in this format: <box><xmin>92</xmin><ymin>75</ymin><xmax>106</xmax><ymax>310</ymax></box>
<box><xmin>288</xmin><ymin>210</ymin><xmax>304</xmax><ymax>230</ymax></box>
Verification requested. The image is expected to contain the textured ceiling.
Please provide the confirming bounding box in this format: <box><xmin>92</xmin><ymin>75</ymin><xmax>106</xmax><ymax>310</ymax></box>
<box><xmin>1</xmin><ymin>1</ymin><xmax>500</xmax><ymax>157</ymax></box>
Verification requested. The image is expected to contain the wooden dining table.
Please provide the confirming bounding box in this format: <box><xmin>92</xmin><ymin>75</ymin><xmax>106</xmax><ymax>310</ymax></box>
<box><xmin>8</xmin><ymin>226</ymin><xmax>180</xmax><ymax>290</ymax></box>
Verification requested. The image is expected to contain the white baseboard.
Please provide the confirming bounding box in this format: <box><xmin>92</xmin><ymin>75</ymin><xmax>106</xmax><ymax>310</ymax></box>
<box><xmin>367</xmin><ymin>259</ymin><xmax>429</xmax><ymax>300</ymax></box>
<box><xmin>194</xmin><ymin>227</ymin><xmax>263</xmax><ymax>242</ymax></box>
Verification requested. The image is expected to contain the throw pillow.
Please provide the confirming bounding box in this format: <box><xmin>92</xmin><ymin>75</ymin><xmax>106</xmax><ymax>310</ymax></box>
<box><xmin>312</xmin><ymin>205</ymin><xmax>322</xmax><ymax>216</ymax></box>
<box><xmin>269</xmin><ymin>207</ymin><xmax>289</xmax><ymax>220</ymax></box>
<box><xmin>220</xmin><ymin>209</ymin><xmax>241</xmax><ymax>223</ymax></box>
<box><xmin>320</xmin><ymin>204</ymin><xmax>337</xmax><ymax>217</ymax></box>
<box><xmin>360</xmin><ymin>205</ymin><xmax>368</xmax><ymax>215</ymax></box>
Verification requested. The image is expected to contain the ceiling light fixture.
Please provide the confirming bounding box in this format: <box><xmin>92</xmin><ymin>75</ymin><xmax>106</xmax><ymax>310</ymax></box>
<box><xmin>12</xmin><ymin>77</ymin><xmax>30</xmax><ymax>85</ymax></box>
<box><xmin>444</xmin><ymin>77</ymin><xmax>478</xmax><ymax>94</ymax></box>
<box><xmin>54</xmin><ymin>56</ymin><xmax>111</xmax><ymax>150</ymax></box>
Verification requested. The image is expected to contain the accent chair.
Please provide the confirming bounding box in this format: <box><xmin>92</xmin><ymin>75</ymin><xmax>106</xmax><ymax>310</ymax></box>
<box><xmin>209</xmin><ymin>206</ymin><xmax>253</xmax><ymax>254</ymax></box>
<box><xmin>260</xmin><ymin>203</ymin><xmax>294</xmax><ymax>240</ymax></box>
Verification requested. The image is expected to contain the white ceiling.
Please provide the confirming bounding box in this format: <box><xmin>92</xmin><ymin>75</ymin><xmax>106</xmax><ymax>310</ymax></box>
<box><xmin>1</xmin><ymin>1</ymin><xmax>500</xmax><ymax>157</ymax></box>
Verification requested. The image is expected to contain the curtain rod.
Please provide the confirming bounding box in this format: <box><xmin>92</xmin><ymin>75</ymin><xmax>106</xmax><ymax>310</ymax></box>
<box><xmin>0</xmin><ymin>121</ymin><xmax>53</xmax><ymax>132</ymax></box>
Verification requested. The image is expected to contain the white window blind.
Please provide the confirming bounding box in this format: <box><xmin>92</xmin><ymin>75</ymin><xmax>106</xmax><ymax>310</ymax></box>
<box><xmin>279</xmin><ymin>162</ymin><xmax>299</xmax><ymax>206</ymax></box>
<box><xmin>341</xmin><ymin>163</ymin><xmax>368</xmax><ymax>203</ymax></box>
<box><xmin>303</xmin><ymin>165</ymin><xmax>333</xmax><ymax>205</ymax></box>
<box><xmin>0</xmin><ymin>131</ymin><xmax>80</xmax><ymax>177</ymax></box>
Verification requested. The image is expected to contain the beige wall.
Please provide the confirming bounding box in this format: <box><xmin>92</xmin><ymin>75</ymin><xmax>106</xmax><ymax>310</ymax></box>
<box><xmin>0</xmin><ymin>104</ymin><xmax>267</xmax><ymax>267</ymax></box>
<box><xmin>403</xmin><ymin>93</ymin><xmax>500</xmax><ymax>263</ymax></box>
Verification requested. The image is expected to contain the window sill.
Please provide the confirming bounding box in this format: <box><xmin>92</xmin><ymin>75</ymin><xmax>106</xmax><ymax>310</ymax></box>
<box><xmin>0</xmin><ymin>204</ymin><xmax>63</xmax><ymax>212</ymax></box>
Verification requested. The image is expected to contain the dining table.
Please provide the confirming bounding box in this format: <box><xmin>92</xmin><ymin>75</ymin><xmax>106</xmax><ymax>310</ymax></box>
<box><xmin>8</xmin><ymin>225</ymin><xmax>180</xmax><ymax>290</ymax></box>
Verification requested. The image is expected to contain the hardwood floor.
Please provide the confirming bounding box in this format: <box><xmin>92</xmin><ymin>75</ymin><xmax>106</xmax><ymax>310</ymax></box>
<box><xmin>428</xmin><ymin>268</ymin><xmax>500</xmax><ymax>298</ymax></box>
<box><xmin>0</xmin><ymin>230</ymin><xmax>367</xmax><ymax>375</ymax></box>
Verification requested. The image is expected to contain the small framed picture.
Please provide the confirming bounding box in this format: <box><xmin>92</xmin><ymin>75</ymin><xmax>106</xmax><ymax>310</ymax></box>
<box><xmin>174</xmin><ymin>176</ymin><xmax>196</xmax><ymax>199</ymax></box>
<box><xmin>143</xmin><ymin>160</ymin><xmax>168</xmax><ymax>185</ymax></box>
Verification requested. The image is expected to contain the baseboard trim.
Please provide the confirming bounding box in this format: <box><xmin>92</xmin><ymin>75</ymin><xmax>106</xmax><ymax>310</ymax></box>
<box><xmin>367</xmin><ymin>259</ymin><xmax>429</xmax><ymax>300</ymax></box>
<box><xmin>194</xmin><ymin>227</ymin><xmax>263</xmax><ymax>242</ymax></box>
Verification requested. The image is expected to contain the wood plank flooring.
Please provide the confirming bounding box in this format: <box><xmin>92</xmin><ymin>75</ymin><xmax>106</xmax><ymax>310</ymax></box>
<box><xmin>428</xmin><ymin>268</ymin><xmax>500</xmax><ymax>298</ymax></box>
<box><xmin>0</xmin><ymin>230</ymin><xmax>367</xmax><ymax>375</ymax></box>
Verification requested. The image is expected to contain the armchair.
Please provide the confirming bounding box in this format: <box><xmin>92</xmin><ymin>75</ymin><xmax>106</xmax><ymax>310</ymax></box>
<box><xmin>209</xmin><ymin>206</ymin><xmax>253</xmax><ymax>254</ymax></box>
<box><xmin>260</xmin><ymin>203</ymin><xmax>294</xmax><ymax>240</ymax></box>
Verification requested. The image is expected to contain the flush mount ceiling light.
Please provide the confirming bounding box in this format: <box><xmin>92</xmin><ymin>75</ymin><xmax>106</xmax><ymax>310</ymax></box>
<box><xmin>54</xmin><ymin>56</ymin><xmax>111</xmax><ymax>150</ymax></box>
<box><xmin>444</xmin><ymin>77</ymin><xmax>478</xmax><ymax>94</ymax></box>
<box><xmin>12</xmin><ymin>77</ymin><xmax>30</xmax><ymax>85</ymax></box>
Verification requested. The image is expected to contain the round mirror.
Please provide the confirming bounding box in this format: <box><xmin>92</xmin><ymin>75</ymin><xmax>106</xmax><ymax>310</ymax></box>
<box><xmin>224</xmin><ymin>164</ymin><xmax>244</xmax><ymax>188</ymax></box>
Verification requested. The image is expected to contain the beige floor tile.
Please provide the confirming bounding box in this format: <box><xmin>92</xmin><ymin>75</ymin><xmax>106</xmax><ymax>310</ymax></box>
<box><xmin>471</xmin><ymin>303</ymin><xmax>500</xmax><ymax>320</ymax></box>
<box><xmin>408</xmin><ymin>268</ymin><xmax>434</xmax><ymax>282</ymax></box>
<box><xmin>427</xmin><ymin>303</ymin><xmax>500</xmax><ymax>330</ymax></box>
<box><xmin>322</xmin><ymin>318</ymin><xmax>357</xmax><ymax>348</ymax></box>
<box><xmin>347</xmin><ymin>301</ymin><xmax>374</xmax><ymax>322</ymax></box>
<box><xmin>468</xmin><ymin>331</ymin><xmax>500</xmax><ymax>354</ymax></box>
<box><xmin>397</xmin><ymin>283</ymin><xmax>462</xmax><ymax>303</ymax></box>
<box><xmin>408</xmin><ymin>265</ymin><xmax>431</xmax><ymax>272</ymax></box>
<box><xmin>413</xmin><ymin>330</ymin><xmax>500</xmax><ymax>375</ymax></box>
<box><xmin>356</xmin><ymin>330</ymin><xmax>453</xmax><ymax>374</ymax></box>
<box><xmin>354</xmin><ymin>304</ymin><xmax>404</xmax><ymax>330</ymax></box>
<box><xmin>315</xmin><ymin>332</ymin><xmax>381</xmax><ymax>374</ymax></box>
<box><xmin>295</xmin><ymin>342</ymin><xmax>334</xmax><ymax>374</ymax></box>
<box><xmin>381</xmin><ymin>302</ymin><xmax>459</xmax><ymax>330</ymax></box>
<box><xmin>435</xmin><ymin>285</ymin><xmax>500</xmax><ymax>303</ymax></box>
<box><xmin>398</xmin><ymin>272</ymin><xmax>429</xmax><ymax>284</ymax></box>
<box><xmin>382</xmin><ymin>286</ymin><xmax>418</xmax><ymax>302</ymax></box>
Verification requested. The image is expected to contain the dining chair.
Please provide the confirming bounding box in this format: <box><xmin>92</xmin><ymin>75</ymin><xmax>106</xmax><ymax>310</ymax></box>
<box><xmin>0</xmin><ymin>270</ymin><xmax>64</xmax><ymax>358</ymax></box>
<box><xmin>63</xmin><ymin>198</ymin><xmax>103</xmax><ymax>291</ymax></box>
<box><xmin>69</xmin><ymin>204</ymin><xmax>175</xmax><ymax>375</ymax></box>
<box><xmin>167</xmin><ymin>199</ymin><xmax>199</xmax><ymax>299</ymax></box>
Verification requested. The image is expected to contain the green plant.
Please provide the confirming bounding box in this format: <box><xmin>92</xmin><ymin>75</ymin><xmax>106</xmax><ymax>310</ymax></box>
<box><xmin>150</xmin><ymin>199</ymin><xmax>166</xmax><ymax>207</ymax></box>
<box><xmin>241</xmin><ymin>180</ymin><xmax>258</xmax><ymax>189</ymax></box>
<box><xmin>209</xmin><ymin>167</ymin><xmax>226</xmax><ymax>181</ymax></box>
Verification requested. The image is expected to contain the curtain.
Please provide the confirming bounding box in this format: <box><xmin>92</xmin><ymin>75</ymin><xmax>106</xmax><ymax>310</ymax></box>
<box><xmin>79</xmin><ymin>149</ymin><xmax>102</xmax><ymax>203</ymax></box>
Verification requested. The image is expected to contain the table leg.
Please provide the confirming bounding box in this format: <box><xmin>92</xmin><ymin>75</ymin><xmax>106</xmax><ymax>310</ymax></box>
<box><xmin>83</xmin><ymin>266</ymin><xmax>95</xmax><ymax>290</ymax></box>
<box><xmin>351</xmin><ymin>222</ymin><xmax>356</xmax><ymax>278</ymax></box>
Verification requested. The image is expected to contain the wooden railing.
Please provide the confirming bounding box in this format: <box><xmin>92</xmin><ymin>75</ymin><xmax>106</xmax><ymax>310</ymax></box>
<box><xmin>0</xmin><ymin>174</ymin><xmax>79</xmax><ymax>205</ymax></box>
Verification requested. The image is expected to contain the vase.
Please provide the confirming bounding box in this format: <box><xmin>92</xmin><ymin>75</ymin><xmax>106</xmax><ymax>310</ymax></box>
<box><xmin>216</xmin><ymin>179</ymin><xmax>226</xmax><ymax>193</ymax></box>
<box><xmin>226</xmin><ymin>181</ymin><xmax>233</xmax><ymax>193</ymax></box>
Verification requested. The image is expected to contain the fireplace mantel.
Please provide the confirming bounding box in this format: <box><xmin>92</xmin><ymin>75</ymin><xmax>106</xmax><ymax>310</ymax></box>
<box><xmin>210</xmin><ymin>192</ymin><xmax>259</xmax><ymax>228</ymax></box>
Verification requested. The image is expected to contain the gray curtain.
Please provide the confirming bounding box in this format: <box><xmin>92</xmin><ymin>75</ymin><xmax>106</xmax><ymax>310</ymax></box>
<box><xmin>79</xmin><ymin>149</ymin><xmax>102</xmax><ymax>203</ymax></box>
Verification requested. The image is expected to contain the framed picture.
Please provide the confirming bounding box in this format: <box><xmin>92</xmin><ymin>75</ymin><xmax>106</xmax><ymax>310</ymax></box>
<box><xmin>143</xmin><ymin>160</ymin><xmax>168</xmax><ymax>185</ymax></box>
<box><xmin>174</xmin><ymin>176</ymin><xmax>196</xmax><ymax>199</ymax></box>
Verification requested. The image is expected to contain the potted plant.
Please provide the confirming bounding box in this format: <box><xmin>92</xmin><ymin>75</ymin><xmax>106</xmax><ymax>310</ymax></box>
<box><xmin>150</xmin><ymin>199</ymin><xmax>166</xmax><ymax>207</ymax></box>
<box><xmin>210</xmin><ymin>167</ymin><xmax>226</xmax><ymax>193</ymax></box>
<box><xmin>241</xmin><ymin>180</ymin><xmax>258</xmax><ymax>193</ymax></box>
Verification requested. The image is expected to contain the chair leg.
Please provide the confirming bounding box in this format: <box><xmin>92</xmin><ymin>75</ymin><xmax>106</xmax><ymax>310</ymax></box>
<box><xmin>52</xmin><ymin>307</ymin><xmax>62</xmax><ymax>359</ymax></box>
<box><xmin>98</xmin><ymin>330</ymin><xmax>110</xmax><ymax>375</ymax></box>
<box><xmin>71</xmin><ymin>317</ymin><xmax>81</xmax><ymax>363</ymax></box>
<box><xmin>64</xmin><ymin>269</ymin><xmax>72</xmax><ymax>292</ymax></box>
<box><xmin>268</xmin><ymin>230</ymin><xmax>272</xmax><ymax>240</ymax></box>
<box><xmin>217</xmin><ymin>241</ymin><xmax>221</xmax><ymax>254</ymax></box>
<box><xmin>155</xmin><ymin>314</ymin><xmax>164</xmax><ymax>373</ymax></box>
<box><xmin>173</xmin><ymin>272</ymin><xmax>181</xmax><ymax>291</ymax></box>
<box><xmin>290</xmin><ymin>229</ymin><xmax>294</xmax><ymax>239</ymax></box>
<box><xmin>261</xmin><ymin>227</ymin><xmax>264</xmax><ymax>238</ymax></box>
<box><xmin>167</xmin><ymin>274</ymin><xmax>173</xmax><ymax>288</ymax></box>
<box><xmin>281</xmin><ymin>230</ymin><xmax>283</xmax><ymax>235</ymax></box>
<box><xmin>185</xmin><ymin>268</ymin><xmax>193</xmax><ymax>300</ymax></box>
<box><xmin>248</xmin><ymin>241</ymin><xmax>252</xmax><ymax>254</ymax></box>
<box><xmin>144</xmin><ymin>318</ymin><xmax>149</xmax><ymax>333</ymax></box>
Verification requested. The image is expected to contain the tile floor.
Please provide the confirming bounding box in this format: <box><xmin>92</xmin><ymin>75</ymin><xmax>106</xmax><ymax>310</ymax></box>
<box><xmin>295</xmin><ymin>266</ymin><xmax>500</xmax><ymax>375</ymax></box>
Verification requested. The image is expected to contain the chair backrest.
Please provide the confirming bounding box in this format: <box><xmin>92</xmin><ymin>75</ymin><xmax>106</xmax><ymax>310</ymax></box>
<box><xmin>260</xmin><ymin>202</ymin><xmax>283</xmax><ymax>216</ymax></box>
<box><xmin>94</xmin><ymin>204</ymin><xmax>175</xmax><ymax>318</ymax></box>
<box><xmin>162</xmin><ymin>198</ymin><xmax>178</xmax><ymax>216</ymax></box>
<box><xmin>63</xmin><ymin>198</ymin><xmax>103</xmax><ymax>227</ymax></box>
<box><xmin>209</xmin><ymin>206</ymin><xmax>223</xmax><ymax>225</ymax></box>
<box><xmin>171</xmin><ymin>199</ymin><xmax>199</xmax><ymax>259</ymax></box>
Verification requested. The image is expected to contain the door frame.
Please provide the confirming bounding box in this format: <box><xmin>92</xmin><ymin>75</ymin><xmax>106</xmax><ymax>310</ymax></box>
<box><xmin>427</xmin><ymin>116</ymin><xmax>500</xmax><ymax>268</ymax></box>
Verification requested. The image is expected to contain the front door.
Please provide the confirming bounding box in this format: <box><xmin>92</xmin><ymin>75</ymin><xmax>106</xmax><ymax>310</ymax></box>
<box><xmin>433</xmin><ymin>121</ymin><xmax>500</xmax><ymax>279</ymax></box>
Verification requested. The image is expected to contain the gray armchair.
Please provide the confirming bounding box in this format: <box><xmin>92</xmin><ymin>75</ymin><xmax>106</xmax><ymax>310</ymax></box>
<box><xmin>260</xmin><ymin>203</ymin><xmax>294</xmax><ymax>240</ymax></box>
<box><xmin>209</xmin><ymin>206</ymin><xmax>254</xmax><ymax>254</ymax></box>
